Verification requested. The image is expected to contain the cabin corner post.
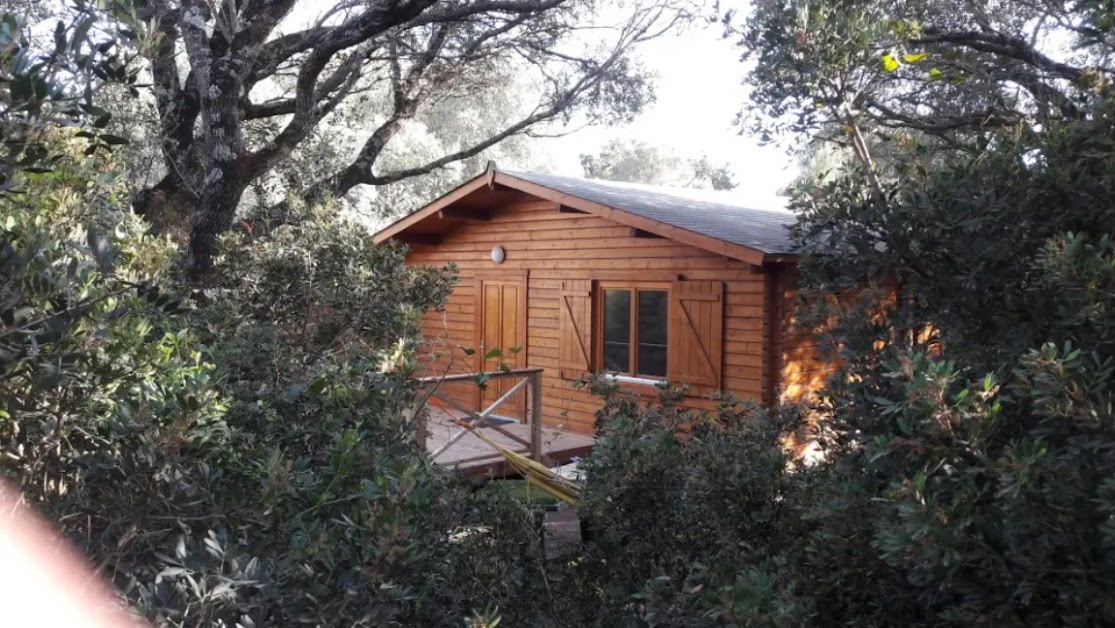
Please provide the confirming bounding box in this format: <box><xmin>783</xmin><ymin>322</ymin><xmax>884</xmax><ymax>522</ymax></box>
<box><xmin>530</xmin><ymin>369</ymin><xmax>543</xmax><ymax>462</ymax></box>
<box><xmin>762</xmin><ymin>263</ymin><xmax>784</xmax><ymax>406</ymax></box>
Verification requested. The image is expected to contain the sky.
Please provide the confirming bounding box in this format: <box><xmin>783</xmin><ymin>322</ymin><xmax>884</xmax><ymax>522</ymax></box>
<box><xmin>540</xmin><ymin>17</ymin><xmax>797</xmax><ymax>209</ymax></box>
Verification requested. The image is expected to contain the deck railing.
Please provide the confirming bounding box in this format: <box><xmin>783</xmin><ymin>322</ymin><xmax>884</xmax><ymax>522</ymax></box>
<box><xmin>415</xmin><ymin>367</ymin><xmax>544</xmax><ymax>465</ymax></box>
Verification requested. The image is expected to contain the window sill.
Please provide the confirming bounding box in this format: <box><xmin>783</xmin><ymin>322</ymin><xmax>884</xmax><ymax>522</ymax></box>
<box><xmin>602</xmin><ymin>373</ymin><xmax>664</xmax><ymax>387</ymax></box>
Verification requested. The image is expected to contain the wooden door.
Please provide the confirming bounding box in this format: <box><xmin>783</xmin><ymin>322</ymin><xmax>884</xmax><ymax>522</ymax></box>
<box><xmin>477</xmin><ymin>273</ymin><xmax>528</xmax><ymax>420</ymax></box>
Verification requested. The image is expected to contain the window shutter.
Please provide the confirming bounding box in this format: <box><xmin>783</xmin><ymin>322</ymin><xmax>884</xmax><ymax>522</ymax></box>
<box><xmin>668</xmin><ymin>280</ymin><xmax>724</xmax><ymax>388</ymax></box>
<box><xmin>558</xmin><ymin>279</ymin><xmax>593</xmax><ymax>380</ymax></box>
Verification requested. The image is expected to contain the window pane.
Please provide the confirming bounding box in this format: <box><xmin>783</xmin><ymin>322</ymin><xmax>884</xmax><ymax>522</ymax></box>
<box><xmin>637</xmin><ymin>291</ymin><xmax>668</xmax><ymax>345</ymax></box>
<box><xmin>603</xmin><ymin>289</ymin><xmax>631</xmax><ymax>372</ymax></box>
<box><xmin>637</xmin><ymin>344</ymin><xmax>667</xmax><ymax>377</ymax></box>
<box><xmin>604</xmin><ymin>343</ymin><xmax>630</xmax><ymax>372</ymax></box>
<box><xmin>636</xmin><ymin>290</ymin><xmax>668</xmax><ymax>377</ymax></box>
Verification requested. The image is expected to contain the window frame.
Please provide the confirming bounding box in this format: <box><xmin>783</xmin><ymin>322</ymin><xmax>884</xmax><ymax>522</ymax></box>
<box><xmin>594</xmin><ymin>280</ymin><xmax>671</xmax><ymax>380</ymax></box>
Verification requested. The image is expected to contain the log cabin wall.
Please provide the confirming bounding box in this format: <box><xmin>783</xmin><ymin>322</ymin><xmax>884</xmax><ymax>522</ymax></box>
<box><xmin>770</xmin><ymin>266</ymin><xmax>834</xmax><ymax>403</ymax></box>
<box><xmin>405</xmin><ymin>196</ymin><xmax>782</xmax><ymax>434</ymax></box>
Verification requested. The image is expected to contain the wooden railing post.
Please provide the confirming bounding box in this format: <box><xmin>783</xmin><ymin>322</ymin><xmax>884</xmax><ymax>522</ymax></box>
<box><xmin>415</xmin><ymin>367</ymin><xmax>546</xmax><ymax>464</ymax></box>
<box><xmin>530</xmin><ymin>369</ymin><xmax>543</xmax><ymax>462</ymax></box>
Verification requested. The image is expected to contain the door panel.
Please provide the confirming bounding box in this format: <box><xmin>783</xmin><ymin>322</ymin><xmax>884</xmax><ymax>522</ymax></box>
<box><xmin>478</xmin><ymin>276</ymin><xmax>527</xmax><ymax>420</ymax></box>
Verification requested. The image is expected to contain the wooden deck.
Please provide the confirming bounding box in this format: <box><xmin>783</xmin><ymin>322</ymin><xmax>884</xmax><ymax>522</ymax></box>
<box><xmin>424</xmin><ymin>405</ymin><xmax>594</xmax><ymax>476</ymax></box>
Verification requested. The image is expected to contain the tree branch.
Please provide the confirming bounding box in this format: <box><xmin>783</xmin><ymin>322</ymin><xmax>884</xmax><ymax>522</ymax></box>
<box><xmin>911</xmin><ymin>28</ymin><xmax>1096</xmax><ymax>83</ymax></box>
<box><xmin>300</xmin><ymin>0</ymin><xmax>669</xmax><ymax>200</ymax></box>
<box><xmin>364</xmin><ymin>106</ymin><xmax>561</xmax><ymax>186</ymax></box>
<box><xmin>242</xmin><ymin>43</ymin><xmax>382</xmax><ymax>120</ymax></box>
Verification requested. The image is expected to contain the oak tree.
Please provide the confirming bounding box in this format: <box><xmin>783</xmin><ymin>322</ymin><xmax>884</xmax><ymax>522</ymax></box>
<box><xmin>111</xmin><ymin>0</ymin><xmax>691</xmax><ymax>276</ymax></box>
<box><xmin>737</xmin><ymin>0</ymin><xmax>1113</xmax><ymax>158</ymax></box>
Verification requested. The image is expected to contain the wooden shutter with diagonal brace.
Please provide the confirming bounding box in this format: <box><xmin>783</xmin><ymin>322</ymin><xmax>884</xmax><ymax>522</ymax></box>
<box><xmin>558</xmin><ymin>279</ymin><xmax>593</xmax><ymax>380</ymax></box>
<box><xmin>668</xmin><ymin>280</ymin><xmax>724</xmax><ymax>388</ymax></box>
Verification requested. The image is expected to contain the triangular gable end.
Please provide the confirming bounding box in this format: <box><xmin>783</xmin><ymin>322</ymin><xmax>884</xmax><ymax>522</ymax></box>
<box><xmin>372</xmin><ymin>168</ymin><xmax>784</xmax><ymax>266</ymax></box>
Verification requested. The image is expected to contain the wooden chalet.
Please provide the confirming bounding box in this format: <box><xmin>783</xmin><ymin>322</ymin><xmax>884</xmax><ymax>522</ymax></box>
<box><xmin>374</xmin><ymin>165</ymin><xmax>830</xmax><ymax>438</ymax></box>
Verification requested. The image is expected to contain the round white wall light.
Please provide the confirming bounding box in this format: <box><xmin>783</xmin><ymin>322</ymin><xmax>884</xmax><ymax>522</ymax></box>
<box><xmin>490</xmin><ymin>245</ymin><xmax>506</xmax><ymax>264</ymax></box>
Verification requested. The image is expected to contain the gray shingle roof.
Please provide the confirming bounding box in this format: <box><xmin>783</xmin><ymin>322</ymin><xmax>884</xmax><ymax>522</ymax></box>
<box><xmin>502</xmin><ymin>171</ymin><xmax>797</xmax><ymax>255</ymax></box>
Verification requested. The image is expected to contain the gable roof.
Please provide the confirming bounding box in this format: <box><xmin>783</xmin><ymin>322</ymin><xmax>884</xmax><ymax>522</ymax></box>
<box><xmin>373</xmin><ymin>165</ymin><xmax>798</xmax><ymax>265</ymax></box>
<box><xmin>503</xmin><ymin>171</ymin><xmax>796</xmax><ymax>255</ymax></box>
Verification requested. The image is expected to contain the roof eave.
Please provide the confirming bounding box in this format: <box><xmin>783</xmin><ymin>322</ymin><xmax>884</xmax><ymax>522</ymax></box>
<box><xmin>371</xmin><ymin>172</ymin><xmax>491</xmax><ymax>244</ymax></box>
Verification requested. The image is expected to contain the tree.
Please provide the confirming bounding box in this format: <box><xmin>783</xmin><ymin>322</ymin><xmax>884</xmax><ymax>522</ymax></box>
<box><xmin>736</xmin><ymin>0</ymin><xmax>1112</xmax><ymax>163</ymax></box>
<box><xmin>2</xmin><ymin>15</ymin><xmax>542</xmax><ymax>625</ymax></box>
<box><xmin>253</xmin><ymin>65</ymin><xmax>551</xmax><ymax>222</ymax></box>
<box><xmin>87</xmin><ymin>0</ymin><xmax>694</xmax><ymax>276</ymax></box>
<box><xmin>580</xmin><ymin>138</ymin><xmax>737</xmax><ymax>189</ymax></box>
<box><xmin>98</xmin><ymin>38</ymin><xmax>552</xmax><ymax>225</ymax></box>
<box><xmin>726</xmin><ymin>2</ymin><xmax>1115</xmax><ymax>623</ymax></box>
<box><xmin>736</xmin><ymin>0</ymin><xmax>1115</xmax><ymax>368</ymax></box>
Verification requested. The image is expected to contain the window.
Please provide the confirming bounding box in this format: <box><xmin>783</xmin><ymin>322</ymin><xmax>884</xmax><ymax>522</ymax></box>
<box><xmin>560</xmin><ymin>278</ymin><xmax>722</xmax><ymax>386</ymax></box>
<box><xmin>598</xmin><ymin>283</ymin><xmax>669</xmax><ymax>378</ymax></box>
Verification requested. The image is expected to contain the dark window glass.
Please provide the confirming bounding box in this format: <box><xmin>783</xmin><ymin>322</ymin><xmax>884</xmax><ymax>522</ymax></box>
<box><xmin>638</xmin><ymin>345</ymin><xmax>667</xmax><ymax>377</ymax></box>
<box><xmin>637</xmin><ymin>290</ymin><xmax>668</xmax><ymax>376</ymax></box>
<box><xmin>602</xmin><ymin>289</ymin><xmax>631</xmax><ymax>372</ymax></box>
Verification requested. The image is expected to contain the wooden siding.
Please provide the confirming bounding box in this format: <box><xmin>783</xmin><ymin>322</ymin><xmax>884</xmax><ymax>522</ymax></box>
<box><xmin>407</xmin><ymin>199</ymin><xmax>767</xmax><ymax>434</ymax></box>
<box><xmin>773</xmin><ymin>267</ymin><xmax>833</xmax><ymax>402</ymax></box>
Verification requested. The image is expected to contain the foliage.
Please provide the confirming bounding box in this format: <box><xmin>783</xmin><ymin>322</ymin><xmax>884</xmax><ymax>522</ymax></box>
<box><xmin>1</xmin><ymin>7</ymin><xmax>138</xmax><ymax>192</ymax></box>
<box><xmin>1</xmin><ymin>11</ymin><xmax>192</xmax><ymax>508</ymax></box>
<box><xmin>551</xmin><ymin>228</ymin><xmax>1115</xmax><ymax>626</ymax></box>
<box><xmin>0</xmin><ymin>131</ymin><xmax>208</xmax><ymax>501</ymax></box>
<box><xmin>763</xmin><ymin>232</ymin><xmax>1115</xmax><ymax>625</ymax></box>
<box><xmin>0</xmin><ymin>134</ymin><xmax>554</xmax><ymax>626</ymax></box>
<box><xmin>1</xmin><ymin>14</ymin><xmax>547</xmax><ymax>624</ymax></box>
<box><xmin>555</xmin><ymin>381</ymin><xmax>810</xmax><ymax>626</ymax></box>
<box><xmin>735</xmin><ymin>0</ymin><xmax>1110</xmax><ymax>147</ymax></box>
<box><xmin>716</xmin><ymin>1</ymin><xmax>1115</xmax><ymax>625</ymax></box>
<box><xmin>199</xmin><ymin>200</ymin><xmax>455</xmax><ymax>402</ymax></box>
<box><xmin>580</xmin><ymin>139</ymin><xmax>737</xmax><ymax>190</ymax></box>
<box><xmin>791</xmin><ymin>112</ymin><xmax>1115</xmax><ymax>375</ymax></box>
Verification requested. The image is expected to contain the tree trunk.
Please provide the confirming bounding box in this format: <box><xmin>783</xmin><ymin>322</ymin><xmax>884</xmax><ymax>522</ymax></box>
<box><xmin>186</xmin><ymin>172</ymin><xmax>248</xmax><ymax>279</ymax></box>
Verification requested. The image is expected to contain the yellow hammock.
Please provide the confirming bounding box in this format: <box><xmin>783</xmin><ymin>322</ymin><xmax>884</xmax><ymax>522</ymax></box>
<box><xmin>454</xmin><ymin>418</ymin><xmax>583</xmax><ymax>506</ymax></box>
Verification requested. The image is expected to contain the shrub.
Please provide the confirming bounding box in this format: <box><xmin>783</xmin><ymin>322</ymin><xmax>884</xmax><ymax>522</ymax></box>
<box><xmin>0</xmin><ymin>134</ymin><xmax>547</xmax><ymax>626</ymax></box>
<box><xmin>562</xmin><ymin>380</ymin><xmax>812</xmax><ymax>626</ymax></box>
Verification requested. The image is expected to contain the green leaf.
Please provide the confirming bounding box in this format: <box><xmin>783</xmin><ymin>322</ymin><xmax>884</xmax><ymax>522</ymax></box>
<box><xmin>484</xmin><ymin>348</ymin><xmax>502</xmax><ymax>360</ymax></box>
<box><xmin>71</xmin><ymin>16</ymin><xmax>94</xmax><ymax>52</ymax></box>
<box><xmin>928</xmin><ymin>67</ymin><xmax>942</xmax><ymax>81</ymax></box>
<box><xmin>881</xmin><ymin>54</ymin><xmax>900</xmax><ymax>73</ymax></box>
<box><xmin>307</xmin><ymin>377</ymin><xmax>328</xmax><ymax>395</ymax></box>
<box><xmin>99</xmin><ymin>134</ymin><xmax>129</xmax><ymax>146</ymax></box>
<box><xmin>902</xmin><ymin>52</ymin><xmax>928</xmax><ymax>64</ymax></box>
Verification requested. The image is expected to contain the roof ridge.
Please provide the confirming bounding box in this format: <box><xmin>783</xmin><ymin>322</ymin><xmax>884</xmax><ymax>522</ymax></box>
<box><xmin>500</xmin><ymin>169</ymin><xmax>794</xmax><ymax>215</ymax></box>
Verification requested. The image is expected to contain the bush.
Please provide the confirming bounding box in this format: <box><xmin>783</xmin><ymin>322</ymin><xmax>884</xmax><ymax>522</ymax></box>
<box><xmin>0</xmin><ymin>133</ymin><xmax>549</xmax><ymax>626</ymax></box>
<box><xmin>771</xmin><ymin>109</ymin><xmax>1115</xmax><ymax>628</ymax></box>
<box><xmin>559</xmin><ymin>381</ymin><xmax>812</xmax><ymax>626</ymax></box>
